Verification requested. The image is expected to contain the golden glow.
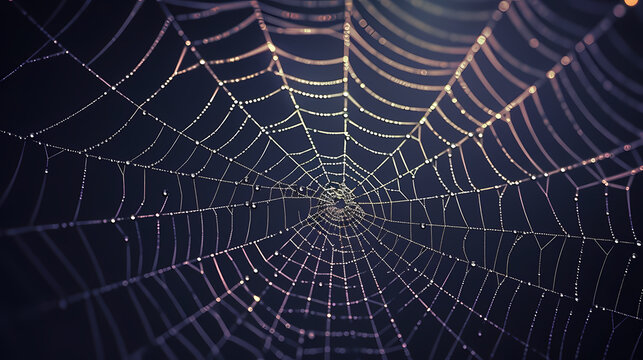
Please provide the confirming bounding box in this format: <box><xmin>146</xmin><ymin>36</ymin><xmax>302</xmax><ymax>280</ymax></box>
<box><xmin>625</xmin><ymin>0</ymin><xmax>638</xmax><ymax>6</ymax></box>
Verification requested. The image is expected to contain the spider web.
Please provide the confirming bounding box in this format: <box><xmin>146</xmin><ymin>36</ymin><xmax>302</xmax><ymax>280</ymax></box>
<box><xmin>1</xmin><ymin>0</ymin><xmax>642</xmax><ymax>359</ymax></box>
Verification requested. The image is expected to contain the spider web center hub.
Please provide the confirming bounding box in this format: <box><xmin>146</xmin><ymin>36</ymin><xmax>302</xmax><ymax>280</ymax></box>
<box><xmin>309</xmin><ymin>184</ymin><xmax>366</xmax><ymax>242</ymax></box>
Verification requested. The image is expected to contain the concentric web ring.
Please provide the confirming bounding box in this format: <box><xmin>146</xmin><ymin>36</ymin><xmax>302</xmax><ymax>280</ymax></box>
<box><xmin>0</xmin><ymin>0</ymin><xmax>642</xmax><ymax>359</ymax></box>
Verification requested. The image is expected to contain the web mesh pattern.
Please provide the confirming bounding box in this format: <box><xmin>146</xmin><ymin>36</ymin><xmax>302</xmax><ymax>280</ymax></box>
<box><xmin>1</xmin><ymin>0</ymin><xmax>642</xmax><ymax>359</ymax></box>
